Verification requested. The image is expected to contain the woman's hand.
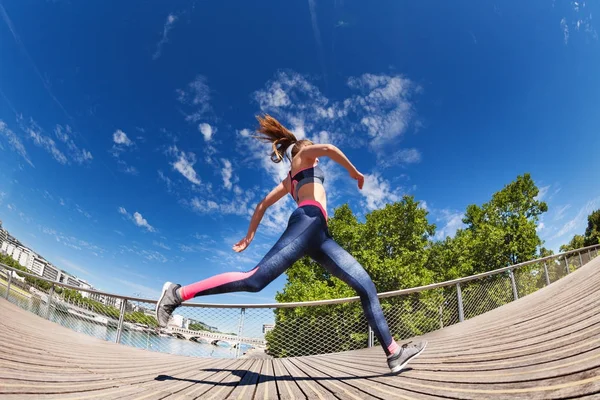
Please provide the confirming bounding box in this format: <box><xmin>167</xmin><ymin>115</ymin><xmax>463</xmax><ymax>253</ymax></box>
<box><xmin>233</xmin><ymin>237</ymin><xmax>252</xmax><ymax>253</ymax></box>
<box><xmin>350</xmin><ymin>170</ymin><xmax>364</xmax><ymax>190</ymax></box>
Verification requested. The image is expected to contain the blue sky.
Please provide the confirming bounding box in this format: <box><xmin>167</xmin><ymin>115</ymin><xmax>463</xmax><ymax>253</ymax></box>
<box><xmin>1</xmin><ymin>0</ymin><xmax>599</xmax><ymax>303</ymax></box>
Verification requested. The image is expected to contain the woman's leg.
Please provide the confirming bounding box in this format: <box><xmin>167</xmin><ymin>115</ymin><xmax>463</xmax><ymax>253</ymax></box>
<box><xmin>309</xmin><ymin>238</ymin><xmax>399</xmax><ymax>356</ymax></box>
<box><xmin>156</xmin><ymin>211</ymin><xmax>318</xmax><ymax>326</ymax></box>
<box><xmin>180</xmin><ymin>215</ymin><xmax>317</xmax><ymax>299</ymax></box>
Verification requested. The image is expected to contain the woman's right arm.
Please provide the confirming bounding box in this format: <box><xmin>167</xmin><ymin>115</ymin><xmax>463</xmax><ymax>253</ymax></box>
<box><xmin>300</xmin><ymin>144</ymin><xmax>364</xmax><ymax>189</ymax></box>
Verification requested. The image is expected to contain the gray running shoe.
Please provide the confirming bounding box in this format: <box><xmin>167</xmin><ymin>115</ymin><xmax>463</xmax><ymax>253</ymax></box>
<box><xmin>155</xmin><ymin>282</ymin><xmax>182</xmax><ymax>328</ymax></box>
<box><xmin>387</xmin><ymin>341</ymin><xmax>427</xmax><ymax>373</ymax></box>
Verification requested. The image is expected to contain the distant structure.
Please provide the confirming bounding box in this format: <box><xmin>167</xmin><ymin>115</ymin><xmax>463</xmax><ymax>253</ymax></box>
<box><xmin>0</xmin><ymin>220</ymin><xmax>93</xmax><ymax>299</ymax></box>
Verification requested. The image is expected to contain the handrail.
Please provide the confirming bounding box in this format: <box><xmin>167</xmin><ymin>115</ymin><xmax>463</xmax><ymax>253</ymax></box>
<box><xmin>1</xmin><ymin>243</ymin><xmax>598</xmax><ymax>309</ymax></box>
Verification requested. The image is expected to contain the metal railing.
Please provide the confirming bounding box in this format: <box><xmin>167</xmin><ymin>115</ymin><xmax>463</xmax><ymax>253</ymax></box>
<box><xmin>1</xmin><ymin>244</ymin><xmax>599</xmax><ymax>359</ymax></box>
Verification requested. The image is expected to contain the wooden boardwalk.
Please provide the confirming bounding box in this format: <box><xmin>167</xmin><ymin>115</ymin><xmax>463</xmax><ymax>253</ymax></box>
<box><xmin>1</xmin><ymin>255</ymin><xmax>599</xmax><ymax>399</ymax></box>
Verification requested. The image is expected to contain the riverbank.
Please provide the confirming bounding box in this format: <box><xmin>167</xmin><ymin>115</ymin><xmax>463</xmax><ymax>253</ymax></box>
<box><xmin>0</xmin><ymin>279</ymin><xmax>32</xmax><ymax>299</ymax></box>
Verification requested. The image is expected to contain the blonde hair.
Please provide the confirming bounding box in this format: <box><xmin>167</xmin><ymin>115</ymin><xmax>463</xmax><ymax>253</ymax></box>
<box><xmin>254</xmin><ymin>114</ymin><xmax>312</xmax><ymax>163</ymax></box>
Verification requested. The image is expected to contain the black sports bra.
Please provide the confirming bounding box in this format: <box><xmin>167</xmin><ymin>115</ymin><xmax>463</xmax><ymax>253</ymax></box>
<box><xmin>288</xmin><ymin>165</ymin><xmax>325</xmax><ymax>201</ymax></box>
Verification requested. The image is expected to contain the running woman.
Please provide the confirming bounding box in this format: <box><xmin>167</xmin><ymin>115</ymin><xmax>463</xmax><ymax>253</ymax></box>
<box><xmin>156</xmin><ymin>115</ymin><xmax>426</xmax><ymax>373</ymax></box>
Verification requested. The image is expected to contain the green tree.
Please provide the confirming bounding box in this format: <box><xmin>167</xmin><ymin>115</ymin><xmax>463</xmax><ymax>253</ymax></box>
<box><xmin>560</xmin><ymin>235</ymin><xmax>585</xmax><ymax>252</ymax></box>
<box><xmin>584</xmin><ymin>209</ymin><xmax>600</xmax><ymax>246</ymax></box>
<box><xmin>463</xmin><ymin>173</ymin><xmax>548</xmax><ymax>273</ymax></box>
<box><xmin>268</xmin><ymin>197</ymin><xmax>436</xmax><ymax>357</ymax></box>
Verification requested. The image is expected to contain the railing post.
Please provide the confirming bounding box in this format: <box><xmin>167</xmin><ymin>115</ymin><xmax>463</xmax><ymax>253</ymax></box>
<box><xmin>509</xmin><ymin>270</ymin><xmax>519</xmax><ymax>301</ymax></box>
<box><xmin>543</xmin><ymin>262</ymin><xmax>551</xmax><ymax>286</ymax></box>
<box><xmin>564</xmin><ymin>255</ymin><xmax>570</xmax><ymax>275</ymax></box>
<box><xmin>5</xmin><ymin>270</ymin><xmax>12</xmax><ymax>300</ymax></box>
<box><xmin>579</xmin><ymin>251</ymin><xmax>584</xmax><ymax>268</ymax></box>
<box><xmin>456</xmin><ymin>283</ymin><xmax>464</xmax><ymax>323</ymax></box>
<box><xmin>588</xmin><ymin>248</ymin><xmax>592</xmax><ymax>261</ymax></box>
<box><xmin>115</xmin><ymin>299</ymin><xmax>127</xmax><ymax>344</ymax></box>
<box><xmin>236</xmin><ymin>307</ymin><xmax>246</xmax><ymax>358</ymax></box>
<box><xmin>367</xmin><ymin>325</ymin><xmax>374</xmax><ymax>348</ymax></box>
<box><xmin>46</xmin><ymin>284</ymin><xmax>54</xmax><ymax>319</ymax></box>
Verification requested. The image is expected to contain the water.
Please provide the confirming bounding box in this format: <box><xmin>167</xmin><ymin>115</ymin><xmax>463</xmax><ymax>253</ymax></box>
<box><xmin>0</xmin><ymin>285</ymin><xmax>251</xmax><ymax>358</ymax></box>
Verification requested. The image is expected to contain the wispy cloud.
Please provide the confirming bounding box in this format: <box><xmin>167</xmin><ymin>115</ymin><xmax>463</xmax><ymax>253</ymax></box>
<box><xmin>39</xmin><ymin>225</ymin><xmax>106</xmax><ymax>255</ymax></box>
<box><xmin>379</xmin><ymin>148</ymin><xmax>421</xmax><ymax>168</ymax></box>
<box><xmin>57</xmin><ymin>257</ymin><xmax>98</xmax><ymax>279</ymax></box>
<box><xmin>0</xmin><ymin>4</ymin><xmax>71</xmax><ymax>120</ymax></box>
<box><xmin>177</xmin><ymin>75</ymin><xmax>212</xmax><ymax>123</ymax></box>
<box><xmin>20</xmin><ymin>117</ymin><xmax>68</xmax><ymax>165</ymax></box>
<box><xmin>168</xmin><ymin>145</ymin><xmax>201</xmax><ymax>185</ymax></box>
<box><xmin>153</xmin><ymin>13</ymin><xmax>178</xmax><ymax>60</ymax></box>
<box><xmin>307</xmin><ymin>0</ymin><xmax>327</xmax><ymax>83</ymax></box>
<box><xmin>111</xmin><ymin>129</ymin><xmax>138</xmax><ymax>174</ymax></box>
<box><xmin>561</xmin><ymin>18</ymin><xmax>570</xmax><ymax>44</ymax></box>
<box><xmin>118</xmin><ymin>206</ymin><xmax>156</xmax><ymax>232</ymax></box>
<box><xmin>153</xmin><ymin>240</ymin><xmax>171</xmax><ymax>250</ymax></box>
<box><xmin>552</xmin><ymin>197</ymin><xmax>599</xmax><ymax>239</ymax></box>
<box><xmin>535</xmin><ymin>185</ymin><xmax>551</xmax><ymax>201</ymax></box>
<box><xmin>221</xmin><ymin>159</ymin><xmax>233</xmax><ymax>190</ymax></box>
<box><xmin>553</xmin><ymin>204</ymin><xmax>572</xmax><ymax>221</ymax></box>
<box><xmin>0</xmin><ymin>119</ymin><xmax>33</xmax><ymax>167</ymax></box>
<box><xmin>54</xmin><ymin>125</ymin><xmax>93</xmax><ymax>164</ymax></box>
<box><xmin>114</xmin><ymin>278</ymin><xmax>161</xmax><ymax>298</ymax></box>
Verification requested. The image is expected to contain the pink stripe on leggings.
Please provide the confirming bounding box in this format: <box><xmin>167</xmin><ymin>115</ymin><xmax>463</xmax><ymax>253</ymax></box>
<box><xmin>179</xmin><ymin>267</ymin><xmax>259</xmax><ymax>301</ymax></box>
<box><xmin>298</xmin><ymin>200</ymin><xmax>327</xmax><ymax>221</ymax></box>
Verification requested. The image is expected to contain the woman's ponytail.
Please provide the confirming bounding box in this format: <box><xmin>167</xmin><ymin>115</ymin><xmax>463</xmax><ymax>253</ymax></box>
<box><xmin>254</xmin><ymin>114</ymin><xmax>297</xmax><ymax>163</ymax></box>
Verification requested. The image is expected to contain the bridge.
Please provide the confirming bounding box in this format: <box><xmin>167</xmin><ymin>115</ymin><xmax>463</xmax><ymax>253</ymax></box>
<box><xmin>168</xmin><ymin>326</ymin><xmax>267</xmax><ymax>346</ymax></box>
<box><xmin>0</xmin><ymin>245</ymin><xmax>599</xmax><ymax>399</ymax></box>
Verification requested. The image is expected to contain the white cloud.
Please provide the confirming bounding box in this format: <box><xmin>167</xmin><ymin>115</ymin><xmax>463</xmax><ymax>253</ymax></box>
<box><xmin>252</xmin><ymin>70</ymin><xmax>419</xmax><ymax>152</ymax></box>
<box><xmin>168</xmin><ymin>146</ymin><xmax>201</xmax><ymax>185</ymax></box>
<box><xmin>153</xmin><ymin>241</ymin><xmax>171</xmax><ymax>250</ymax></box>
<box><xmin>552</xmin><ymin>197</ymin><xmax>599</xmax><ymax>239</ymax></box>
<box><xmin>21</xmin><ymin>118</ymin><xmax>67</xmax><ymax>165</ymax></box>
<box><xmin>0</xmin><ymin>120</ymin><xmax>33</xmax><ymax>166</ymax></box>
<box><xmin>561</xmin><ymin>18</ymin><xmax>569</xmax><ymax>44</ymax></box>
<box><xmin>553</xmin><ymin>204</ymin><xmax>572</xmax><ymax>221</ymax></box>
<box><xmin>177</xmin><ymin>76</ymin><xmax>211</xmax><ymax>122</ymax></box>
<box><xmin>133</xmin><ymin>212</ymin><xmax>156</xmax><ymax>232</ymax></box>
<box><xmin>189</xmin><ymin>188</ymin><xmax>257</xmax><ymax>218</ymax></box>
<box><xmin>346</xmin><ymin>74</ymin><xmax>417</xmax><ymax>148</ymax></box>
<box><xmin>117</xmin><ymin>160</ymin><xmax>138</xmax><ymax>175</ymax></box>
<box><xmin>360</xmin><ymin>173</ymin><xmax>401</xmax><ymax>210</ymax></box>
<box><xmin>434</xmin><ymin>210</ymin><xmax>466</xmax><ymax>240</ymax></box>
<box><xmin>158</xmin><ymin>170</ymin><xmax>175</xmax><ymax>192</ymax></box>
<box><xmin>75</xmin><ymin>204</ymin><xmax>92</xmax><ymax>219</ymax></box>
<box><xmin>535</xmin><ymin>185</ymin><xmax>551</xmax><ymax>201</ymax></box>
<box><xmin>379</xmin><ymin>148</ymin><xmax>422</xmax><ymax>168</ymax></box>
<box><xmin>536</xmin><ymin>222</ymin><xmax>545</xmax><ymax>232</ymax></box>
<box><xmin>39</xmin><ymin>225</ymin><xmax>105</xmax><ymax>254</ymax></box>
<box><xmin>54</xmin><ymin>124</ymin><xmax>93</xmax><ymax>164</ymax></box>
<box><xmin>118</xmin><ymin>207</ymin><xmax>156</xmax><ymax>232</ymax></box>
<box><xmin>199</xmin><ymin>123</ymin><xmax>214</xmax><ymax>141</ymax></box>
<box><xmin>153</xmin><ymin>13</ymin><xmax>178</xmax><ymax>60</ymax></box>
<box><xmin>419</xmin><ymin>200</ymin><xmax>428</xmax><ymax>211</ymax></box>
<box><xmin>221</xmin><ymin>159</ymin><xmax>233</xmax><ymax>189</ymax></box>
<box><xmin>239</xmin><ymin>129</ymin><xmax>252</xmax><ymax>137</ymax></box>
<box><xmin>113</xmin><ymin>129</ymin><xmax>132</xmax><ymax>146</ymax></box>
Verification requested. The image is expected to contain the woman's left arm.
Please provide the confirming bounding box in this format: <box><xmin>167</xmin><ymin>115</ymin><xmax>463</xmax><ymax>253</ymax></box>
<box><xmin>233</xmin><ymin>181</ymin><xmax>288</xmax><ymax>252</ymax></box>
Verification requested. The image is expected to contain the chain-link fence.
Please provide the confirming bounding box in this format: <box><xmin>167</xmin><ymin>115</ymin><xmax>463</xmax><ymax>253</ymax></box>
<box><xmin>1</xmin><ymin>244</ymin><xmax>599</xmax><ymax>360</ymax></box>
